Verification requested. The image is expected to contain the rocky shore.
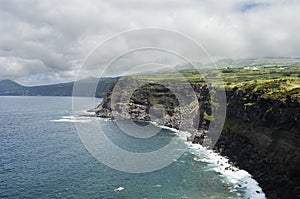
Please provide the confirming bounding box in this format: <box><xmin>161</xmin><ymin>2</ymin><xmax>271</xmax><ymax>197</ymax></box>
<box><xmin>94</xmin><ymin>77</ymin><xmax>300</xmax><ymax>198</ymax></box>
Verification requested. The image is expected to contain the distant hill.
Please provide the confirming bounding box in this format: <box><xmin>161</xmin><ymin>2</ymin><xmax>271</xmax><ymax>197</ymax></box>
<box><xmin>174</xmin><ymin>57</ymin><xmax>300</xmax><ymax>71</ymax></box>
<box><xmin>215</xmin><ymin>57</ymin><xmax>300</xmax><ymax>68</ymax></box>
<box><xmin>0</xmin><ymin>77</ymin><xmax>119</xmax><ymax>98</ymax></box>
<box><xmin>0</xmin><ymin>79</ymin><xmax>24</xmax><ymax>93</ymax></box>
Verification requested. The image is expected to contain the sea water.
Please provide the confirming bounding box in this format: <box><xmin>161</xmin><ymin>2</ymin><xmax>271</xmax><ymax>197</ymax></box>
<box><xmin>0</xmin><ymin>96</ymin><xmax>265</xmax><ymax>198</ymax></box>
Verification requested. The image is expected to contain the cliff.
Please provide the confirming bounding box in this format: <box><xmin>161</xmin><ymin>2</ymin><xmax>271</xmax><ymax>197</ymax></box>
<box><xmin>216</xmin><ymin>79</ymin><xmax>300</xmax><ymax>198</ymax></box>
<box><xmin>95</xmin><ymin>77</ymin><xmax>300</xmax><ymax>198</ymax></box>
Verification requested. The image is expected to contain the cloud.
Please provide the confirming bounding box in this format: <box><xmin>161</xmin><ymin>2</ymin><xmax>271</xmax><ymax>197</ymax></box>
<box><xmin>0</xmin><ymin>0</ymin><xmax>299</xmax><ymax>84</ymax></box>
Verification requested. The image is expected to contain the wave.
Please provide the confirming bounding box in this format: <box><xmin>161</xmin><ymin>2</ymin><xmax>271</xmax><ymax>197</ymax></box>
<box><xmin>51</xmin><ymin>115</ymin><xmax>93</xmax><ymax>123</ymax></box>
<box><xmin>149</xmin><ymin>121</ymin><xmax>266</xmax><ymax>199</ymax></box>
<box><xmin>78</xmin><ymin>117</ymin><xmax>265</xmax><ymax>198</ymax></box>
<box><xmin>188</xmin><ymin>144</ymin><xmax>265</xmax><ymax>199</ymax></box>
<box><xmin>114</xmin><ymin>187</ymin><xmax>125</xmax><ymax>192</ymax></box>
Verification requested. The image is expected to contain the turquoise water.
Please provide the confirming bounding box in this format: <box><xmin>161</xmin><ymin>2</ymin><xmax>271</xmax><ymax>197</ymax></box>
<box><xmin>0</xmin><ymin>96</ymin><xmax>261</xmax><ymax>198</ymax></box>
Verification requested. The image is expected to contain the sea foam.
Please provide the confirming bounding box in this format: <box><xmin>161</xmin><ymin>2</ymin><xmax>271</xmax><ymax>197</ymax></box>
<box><xmin>188</xmin><ymin>143</ymin><xmax>265</xmax><ymax>199</ymax></box>
<box><xmin>51</xmin><ymin>115</ymin><xmax>93</xmax><ymax>123</ymax></box>
<box><xmin>151</xmin><ymin>121</ymin><xmax>266</xmax><ymax>199</ymax></box>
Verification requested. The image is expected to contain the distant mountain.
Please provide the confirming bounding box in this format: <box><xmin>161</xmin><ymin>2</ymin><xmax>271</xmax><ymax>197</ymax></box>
<box><xmin>0</xmin><ymin>79</ymin><xmax>28</xmax><ymax>95</ymax></box>
<box><xmin>0</xmin><ymin>77</ymin><xmax>119</xmax><ymax>98</ymax></box>
<box><xmin>0</xmin><ymin>79</ymin><xmax>23</xmax><ymax>92</ymax></box>
<box><xmin>173</xmin><ymin>57</ymin><xmax>300</xmax><ymax>71</ymax></box>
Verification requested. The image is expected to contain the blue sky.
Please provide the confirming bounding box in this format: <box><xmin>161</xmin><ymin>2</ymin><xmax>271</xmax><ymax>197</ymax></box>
<box><xmin>241</xmin><ymin>2</ymin><xmax>268</xmax><ymax>12</ymax></box>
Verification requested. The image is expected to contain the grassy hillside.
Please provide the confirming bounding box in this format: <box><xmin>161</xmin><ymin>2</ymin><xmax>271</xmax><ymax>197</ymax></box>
<box><xmin>129</xmin><ymin>65</ymin><xmax>300</xmax><ymax>100</ymax></box>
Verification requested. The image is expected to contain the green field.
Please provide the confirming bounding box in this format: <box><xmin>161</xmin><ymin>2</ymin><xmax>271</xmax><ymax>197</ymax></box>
<box><xmin>128</xmin><ymin>65</ymin><xmax>300</xmax><ymax>100</ymax></box>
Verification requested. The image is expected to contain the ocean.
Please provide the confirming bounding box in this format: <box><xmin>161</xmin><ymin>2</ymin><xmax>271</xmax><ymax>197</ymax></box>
<box><xmin>0</xmin><ymin>96</ymin><xmax>265</xmax><ymax>198</ymax></box>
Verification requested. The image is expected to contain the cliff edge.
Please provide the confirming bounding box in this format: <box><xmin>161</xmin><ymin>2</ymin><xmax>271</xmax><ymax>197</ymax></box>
<box><xmin>95</xmin><ymin>77</ymin><xmax>300</xmax><ymax>198</ymax></box>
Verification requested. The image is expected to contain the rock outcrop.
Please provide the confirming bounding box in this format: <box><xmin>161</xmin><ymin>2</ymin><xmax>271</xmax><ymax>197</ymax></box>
<box><xmin>216</xmin><ymin>84</ymin><xmax>300</xmax><ymax>199</ymax></box>
<box><xmin>95</xmin><ymin>77</ymin><xmax>300</xmax><ymax>198</ymax></box>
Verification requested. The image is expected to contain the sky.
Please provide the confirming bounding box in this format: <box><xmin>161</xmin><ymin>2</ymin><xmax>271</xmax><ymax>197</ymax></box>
<box><xmin>0</xmin><ymin>0</ymin><xmax>300</xmax><ymax>85</ymax></box>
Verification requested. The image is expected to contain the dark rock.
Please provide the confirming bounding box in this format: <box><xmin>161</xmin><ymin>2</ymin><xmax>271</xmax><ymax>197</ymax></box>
<box><xmin>94</xmin><ymin>77</ymin><xmax>300</xmax><ymax>198</ymax></box>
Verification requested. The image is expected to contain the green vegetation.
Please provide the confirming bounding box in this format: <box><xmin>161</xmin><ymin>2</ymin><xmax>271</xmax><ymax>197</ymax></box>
<box><xmin>128</xmin><ymin>83</ymin><xmax>179</xmax><ymax>111</ymax></box>
<box><xmin>228</xmin><ymin>78</ymin><xmax>300</xmax><ymax>100</ymax></box>
<box><xmin>203</xmin><ymin>112</ymin><xmax>213</xmax><ymax>121</ymax></box>
<box><xmin>244</xmin><ymin>102</ymin><xmax>255</xmax><ymax>107</ymax></box>
<box><xmin>131</xmin><ymin>71</ymin><xmax>206</xmax><ymax>83</ymax></box>
<box><xmin>130</xmin><ymin>65</ymin><xmax>300</xmax><ymax>100</ymax></box>
<box><xmin>221</xmin><ymin>66</ymin><xmax>300</xmax><ymax>86</ymax></box>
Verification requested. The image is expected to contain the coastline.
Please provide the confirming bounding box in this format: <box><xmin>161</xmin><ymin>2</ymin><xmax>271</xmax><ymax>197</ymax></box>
<box><xmin>151</xmin><ymin>121</ymin><xmax>266</xmax><ymax>199</ymax></box>
<box><xmin>85</xmin><ymin>109</ymin><xmax>266</xmax><ymax>198</ymax></box>
<box><xmin>93</xmin><ymin>78</ymin><xmax>300</xmax><ymax>198</ymax></box>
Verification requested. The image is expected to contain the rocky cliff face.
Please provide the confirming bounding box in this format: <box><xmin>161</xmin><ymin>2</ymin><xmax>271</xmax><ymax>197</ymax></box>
<box><xmin>96</xmin><ymin>78</ymin><xmax>212</xmax><ymax>133</ymax></box>
<box><xmin>225</xmin><ymin>86</ymin><xmax>300</xmax><ymax>177</ymax></box>
<box><xmin>95</xmin><ymin>77</ymin><xmax>300</xmax><ymax>198</ymax></box>
<box><xmin>216</xmin><ymin>85</ymin><xmax>300</xmax><ymax>199</ymax></box>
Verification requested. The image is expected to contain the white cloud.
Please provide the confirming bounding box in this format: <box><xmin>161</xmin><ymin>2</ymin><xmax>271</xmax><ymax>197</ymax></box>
<box><xmin>0</xmin><ymin>0</ymin><xmax>299</xmax><ymax>84</ymax></box>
